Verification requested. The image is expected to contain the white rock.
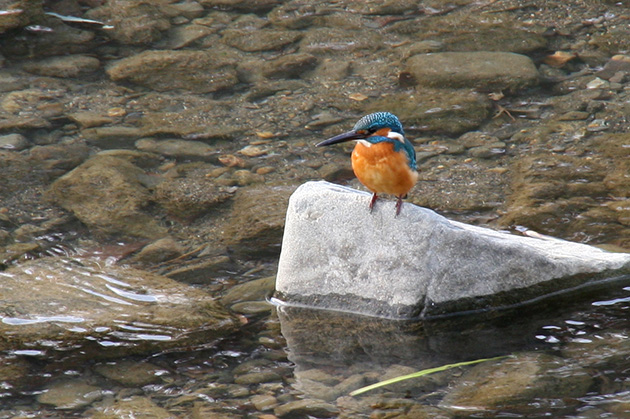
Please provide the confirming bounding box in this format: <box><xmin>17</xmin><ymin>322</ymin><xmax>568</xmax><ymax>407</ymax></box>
<box><xmin>275</xmin><ymin>181</ymin><xmax>630</xmax><ymax>318</ymax></box>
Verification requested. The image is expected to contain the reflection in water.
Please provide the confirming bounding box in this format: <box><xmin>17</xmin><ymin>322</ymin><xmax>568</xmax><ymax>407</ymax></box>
<box><xmin>276</xmin><ymin>278</ymin><xmax>630</xmax><ymax>410</ymax></box>
<box><xmin>2</xmin><ymin>315</ymin><xmax>85</xmax><ymax>325</ymax></box>
<box><xmin>277</xmin><ymin>303</ymin><xmax>541</xmax><ymax>367</ymax></box>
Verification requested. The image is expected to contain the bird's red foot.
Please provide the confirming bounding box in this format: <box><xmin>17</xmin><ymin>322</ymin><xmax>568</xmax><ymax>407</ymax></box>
<box><xmin>395</xmin><ymin>195</ymin><xmax>403</xmax><ymax>216</ymax></box>
<box><xmin>369</xmin><ymin>193</ymin><xmax>378</xmax><ymax>213</ymax></box>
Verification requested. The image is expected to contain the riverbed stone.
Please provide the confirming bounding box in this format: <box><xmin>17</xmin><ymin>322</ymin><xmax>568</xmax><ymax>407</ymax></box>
<box><xmin>153</xmin><ymin>164</ymin><xmax>235</xmax><ymax>219</ymax></box>
<box><xmin>86</xmin><ymin>0</ymin><xmax>171</xmax><ymax>45</ymax></box>
<box><xmin>130</xmin><ymin>237</ymin><xmax>184</xmax><ymax>264</ymax></box>
<box><xmin>37</xmin><ymin>379</ymin><xmax>103</xmax><ymax>410</ymax></box>
<box><xmin>439</xmin><ymin>353</ymin><xmax>593</xmax><ymax>411</ymax></box>
<box><xmin>364</xmin><ymin>88</ymin><xmax>492</xmax><ymax>135</ymax></box>
<box><xmin>0</xmin><ymin>133</ymin><xmax>28</xmax><ymax>150</ymax></box>
<box><xmin>0</xmin><ymin>257</ymin><xmax>239</xmax><ymax>353</ymax></box>
<box><xmin>135</xmin><ymin>138</ymin><xmax>214</xmax><ymax>159</ymax></box>
<box><xmin>22</xmin><ymin>54</ymin><xmax>100</xmax><ymax>78</ymax></box>
<box><xmin>87</xmin><ymin>396</ymin><xmax>175</xmax><ymax>419</ymax></box>
<box><xmin>223</xmin><ymin>185</ymin><xmax>295</xmax><ymax>257</ymax></box>
<box><xmin>198</xmin><ymin>0</ymin><xmax>281</xmax><ymax>12</ymax></box>
<box><xmin>164</xmin><ymin>255</ymin><xmax>235</xmax><ymax>284</ymax></box>
<box><xmin>94</xmin><ymin>360</ymin><xmax>164</xmax><ymax>386</ymax></box>
<box><xmin>234</xmin><ymin>371</ymin><xmax>282</xmax><ymax>385</ymax></box>
<box><xmin>106</xmin><ymin>50</ymin><xmax>239</xmax><ymax>93</ymax></box>
<box><xmin>158</xmin><ymin>23</ymin><xmax>214</xmax><ymax>50</ymax></box>
<box><xmin>222</xmin><ymin>28</ymin><xmax>302</xmax><ymax>52</ymax></box>
<box><xmin>221</xmin><ymin>276</ymin><xmax>276</xmax><ymax>307</ymax></box>
<box><xmin>0</xmin><ymin>1</ymin><xmax>43</xmax><ymax>34</ymax></box>
<box><xmin>499</xmin><ymin>134</ymin><xmax>630</xmax><ymax>248</ymax></box>
<box><xmin>28</xmin><ymin>141</ymin><xmax>91</xmax><ymax>173</ymax></box>
<box><xmin>275</xmin><ymin>181</ymin><xmax>630</xmax><ymax>318</ymax></box>
<box><xmin>263</xmin><ymin>53</ymin><xmax>318</xmax><ymax>79</ymax></box>
<box><xmin>406</xmin><ymin>51</ymin><xmax>539</xmax><ymax>92</ymax></box>
<box><xmin>274</xmin><ymin>399</ymin><xmax>339</xmax><ymax>418</ymax></box>
<box><xmin>48</xmin><ymin>154</ymin><xmax>167</xmax><ymax>239</ymax></box>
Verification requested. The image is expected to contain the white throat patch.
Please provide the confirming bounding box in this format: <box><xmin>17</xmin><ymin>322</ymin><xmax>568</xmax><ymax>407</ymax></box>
<box><xmin>357</xmin><ymin>139</ymin><xmax>372</xmax><ymax>147</ymax></box>
<box><xmin>387</xmin><ymin>131</ymin><xmax>405</xmax><ymax>143</ymax></box>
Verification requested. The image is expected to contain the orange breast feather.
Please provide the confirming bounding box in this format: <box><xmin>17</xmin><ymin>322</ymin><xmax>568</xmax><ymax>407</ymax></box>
<box><xmin>351</xmin><ymin>141</ymin><xmax>418</xmax><ymax>197</ymax></box>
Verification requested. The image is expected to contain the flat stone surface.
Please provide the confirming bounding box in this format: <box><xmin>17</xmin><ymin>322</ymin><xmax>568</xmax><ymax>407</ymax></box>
<box><xmin>275</xmin><ymin>181</ymin><xmax>630</xmax><ymax>318</ymax></box>
<box><xmin>406</xmin><ymin>51</ymin><xmax>539</xmax><ymax>92</ymax></box>
<box><xmin>0</xmin><ymin>257</ymin><xmax>239</xmax><ymax>354</ymax></box>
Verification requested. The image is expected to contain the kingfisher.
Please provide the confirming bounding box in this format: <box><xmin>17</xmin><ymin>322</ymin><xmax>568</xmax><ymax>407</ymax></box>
<box><xmin>316</xmin><ymin>112</ymin><xmax>418</xmax><ymax>216</ymax></box>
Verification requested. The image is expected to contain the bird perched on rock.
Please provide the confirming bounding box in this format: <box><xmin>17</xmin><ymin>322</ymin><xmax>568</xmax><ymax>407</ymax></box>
<box><xmin>316</xmin><ymin>112</ymin><xmax>418</xmax><ymax>216</ymax></box>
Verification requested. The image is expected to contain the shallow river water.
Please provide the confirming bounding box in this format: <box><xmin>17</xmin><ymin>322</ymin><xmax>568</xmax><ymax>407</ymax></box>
<box><xmin>1</xmin><ymin>0</ymin><xmax>630</xmax><ymax>417</ymax></box>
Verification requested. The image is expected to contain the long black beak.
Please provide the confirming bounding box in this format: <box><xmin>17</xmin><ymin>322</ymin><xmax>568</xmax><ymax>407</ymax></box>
<box><xmin>315</xmin><ymin>130</ymin><xmax>367</xmax><ymax>147</ymax></box>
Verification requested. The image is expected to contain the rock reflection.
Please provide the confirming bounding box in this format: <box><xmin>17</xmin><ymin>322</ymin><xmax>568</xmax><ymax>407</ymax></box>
<box><xmin>277</xmin><ymin>305</ymin><xmax>544</xmax><ymax>399</ymax></box>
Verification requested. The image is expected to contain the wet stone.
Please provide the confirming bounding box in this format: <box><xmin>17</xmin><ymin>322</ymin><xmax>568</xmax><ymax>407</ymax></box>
<box><xmin>232</xmin><ymin>169</ymin><xmax>264</xmax><ymax>186</ymax></box>
<box><xmin>365</xmin><ymin>88</ymin><xmax>492</xmax><ymax>135</ymax></box>
<box><xmin>0</xmin><ymin>257</ymin><xmax>239</xmax><ymax>353</ymax></box>
<box><xmin>94</xmin><ymin>361</ymin><xmax>165</xmax><ymax>387</ymax></box>
<box><xmin>296</xmin><ymin>379</ymin><xmax>340</xmax><ymax>402</ymax></box>
<box><xmin>274</xmin><ymin>399</ymin><xmax>340</xmax><ymax>418</ymax></box>
<box><xmin>158</xmin><ymin>23</ymin><xmax>214</xmax><ymax>50</ymax></box>
<box><xmin>164</xmin><ymin>255</ymin><xmax>235</xmax><ymax>284</ymax></box>
<box><xmin>334</xmin><ymin>374</ymin><xmax>367</xmax><ymax>396</ymax></box>
<box><xmin>83</xmin><ymin>126</ymin><xmax>144</xmax><ymax>149</ymax></box>
<box><xmin>4</xmin><ymin>18</ymin><xmax>95</xmax><ymax>57</ymax></box>
<box><xmin>130</xmin><ymin>237</ymin><xmax>184</xmax><ymax>264</ymax></box>
<box><xmin>439</xmin><ymin>353</ymin><xmax>593</xmax><ymax>411</ymax></box>
<box><xmin>268</xmin><ymin>2</ymin><xmax>326</xmax><ymax>29</ymax></box>
<box><xmin>198</xmin><ymin>0</ymin><xmax>282</xmax><ymax>12</ymax></box>
<box><xmin>37</xmin><ymin>379</ymin><xmax>103</xmax><ymax>410</ymax></box>
<box><xmin>49</xmin><ymin>154</ymin><xmax>167</xmax><ymax>239</ymax></box>
<box><xmin>12</xmin><ymin>223</ymin><xmax>46</xmax><ymax>242</ymax></box>
<box><xmin>154</xmin><ymin>165</ymin><xmax>235</xmax><ymax>219</ymax></box>
<box><xmin>556</xmin><ymin>111</ymin><xmax>590</xmax><ymax>121</ymax></box>
<box><xmin>221</xmin><ymin>276</ymin><xmax>276</xmax><ymax>306</ymax></box>
<box><xmin>0</xmin><ymin>0</ymin><xmax>41</xmax><ymax>34</ymax></box>
<box><xmin>406</xmin><ymin>51</ymin><xmax>539</xmax><ymax>92</ymax></box>
<box><xmin>67</xmin><ymin>111</ymin><xmax>113</xmax><ymax>128</ymax></box>
<box><xmin>300</xmin><ymin>27</ymin><xmax>382</xmax><ymax>54</ymax></box>
<box><xmin>295</xmin><ymin>369</ymin><xmax>339</xmax><ymax>387</ymax></box>
<box><xmin>0</xmin><ymin>356</ymin><xmax>29</xmax><ymax>387</ymax></box>
<box><xmin>2</xmin><ymin>88</ymin><xmax>51</xmax><ymax>114</ymax></box>
<box><xmin>458</xmin><ymin>131</ymin><xmax>500</xmax><ymax>148</ymax></box>
<box><xmin>251</xmin><ymin>394</ymin><xmax>278</xmax><ymax>411</ymax></box>
<box><xmin>167</xmin><ymin>1</ymin><xmax>205</xmax><ymax>19</ymax></box>
<box><xmin>87</xmin><ymin>396</ymin><xmax>174</xmax><ymax>419</ymax></box>
<box><xmin>0</xmin><ymin>133</ymin><xmax>29</xmax><ymax>150</ymax></box>
<box><xmin>230</xmin><ymin>301</ymin><xmax>274</xmax><ymax>315</ymax></box>
<box><xmin>0</xmin><ymin>242</ymin><xmax>41</xmax><ymax>265</ymax></box>
<box><xmin>106</xmin><ymin>50</ymin><xmax>239</xmax><ymax>93</ymax></box>
<box><xmin>263</xmin><ymin>53</ymin><xmax>318</xmax><ymax>79</ymax></box>
<box><xmin>467</xmin><ymin>144</ymin><xmax>506</xmax><ymax>159</ymax></box>
<box><xmin>222</xmin><ymin>28</ymin><xmax>302</xmax><ymax>52</ymax></box>
<box><xmin>223</xmin><ymin>185</ymin><xmax>294</xmax><ymax>257</ymax></box>
<box><xmin>135</xmin><ymin>138</ymin><xmax>214</xmax><ymax>159</ymax></box>
<box><xmin>28</xmin><ymin>141</ymin><xmax>91</xmax><ymax>172</ymax></box>
<box><xmin>595</xmin><ymin>54</ymin><xmax>630</xmax><ymax>80</ymax></box>
<box><xmin>234</xmin><ymin>371</ymin><xmax>282</xmax><ymax>385</ymax></box>
<box><xmin>0</xmin><ymin>228</ymin><xmax>10</xmax><ymax>246</ymax></box>
<box><xmin>86</xmin><ymin>0</ymin><xmax>171</xmax><ymax>45</ymax></box>
<box><xmin>432</xmin><ymin>23</ymin><xmax>547</xmax><ymax>54</ymax></box>
<box><xmin>22</xmin><ymin>54</ymin><xmax>100</xmax><ymax>78</ymax></box>
<box><xmin>561</xmin><ymin>331</ymin><xmax>630</xmax><ymax>368</ymax></box>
